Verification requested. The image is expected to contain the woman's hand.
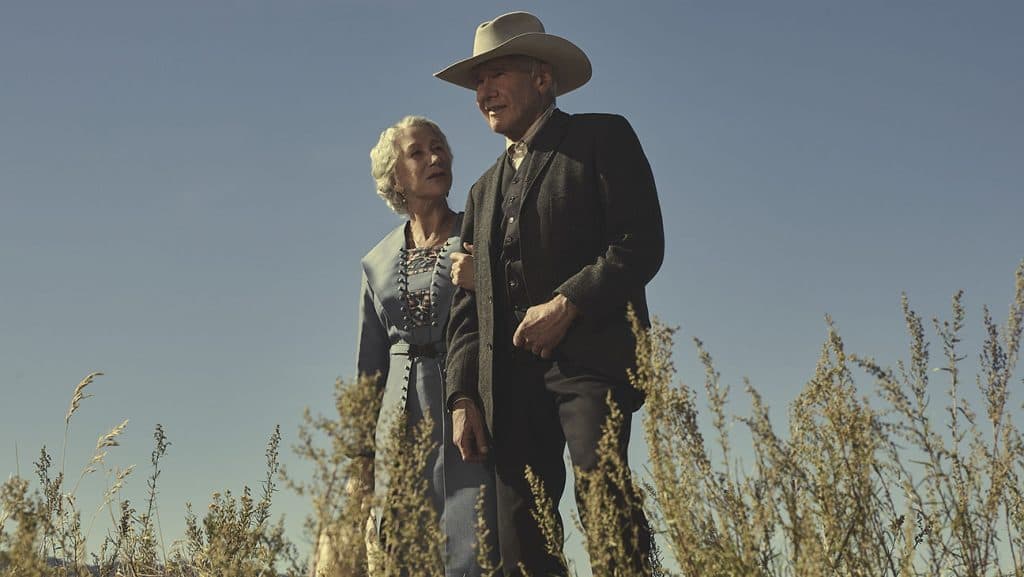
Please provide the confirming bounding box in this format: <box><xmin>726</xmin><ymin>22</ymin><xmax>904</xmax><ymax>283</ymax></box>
<box><xmin>450</xmin><ymin>242</ymin><xmax>475</xmax><ymax>291</ymax></box>
<box><xmin>345</xmin><ymin>455</ymin><xmax>375</xmax><ymax>497</ymax></box>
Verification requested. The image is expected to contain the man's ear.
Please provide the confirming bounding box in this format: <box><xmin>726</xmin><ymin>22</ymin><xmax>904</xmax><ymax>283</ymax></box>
<box><xmin>534</xmin><ymin>63</ymin><xmax>554</xmax><ymax>93</ymax></box>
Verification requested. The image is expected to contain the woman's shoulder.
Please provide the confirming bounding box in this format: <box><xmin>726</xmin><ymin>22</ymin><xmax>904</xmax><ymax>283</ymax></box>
<box><xmin>361</xmin><ymin>221</ymin><xmax>407</xmax><ymax>270</ymax></box>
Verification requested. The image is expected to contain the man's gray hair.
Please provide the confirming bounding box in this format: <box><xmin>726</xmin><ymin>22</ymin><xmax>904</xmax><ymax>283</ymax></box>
<box><xmin>369</xmin><ymin>115</ymin><xmax>452</xmax><ymax>216</ymax></box>
<box><xmin>487</xmin><ymin>55</ymin><xmax>558</xmax><ymax>105</ymax></box>
<box><xmin>527</xmin><ymin>57</ymin><xmax>558</xmax><ymax>104</ymax></box>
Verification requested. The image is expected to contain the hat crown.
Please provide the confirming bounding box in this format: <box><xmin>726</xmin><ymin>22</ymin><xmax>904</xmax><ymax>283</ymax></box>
<box><xmin>435</xmin><ymin>11</ymin><xmax>591</xmax><ymax>96</ymax></box>
<box><xmin>473</xmin><ymin>12</ymin><xmax>545</xmax><ymax>56</ymax></box>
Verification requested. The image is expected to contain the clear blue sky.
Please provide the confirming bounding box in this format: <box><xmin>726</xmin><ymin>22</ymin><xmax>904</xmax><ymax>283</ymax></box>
<box><xmin>2</xmin><ymin>1</ymin><xmax>1021</xmax><ymax>573</ymax></box>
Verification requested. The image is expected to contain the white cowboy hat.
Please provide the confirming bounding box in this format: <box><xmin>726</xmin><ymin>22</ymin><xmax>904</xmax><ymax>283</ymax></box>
<box><xmin>434</xmin><ymin>11</ymin><xmax>591</xmax><ymax>96</ymax></box>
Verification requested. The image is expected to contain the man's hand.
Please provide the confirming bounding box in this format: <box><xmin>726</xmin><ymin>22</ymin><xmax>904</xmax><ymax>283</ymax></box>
<box><xmin>450</xmin><ymin>243</ymin><xmax>475</xmax><ymax>291</ymax></box>
<box><xmin>512</xmin><ymin>294</ymin><xmax>579</xmax><ymax>359</ymax></box>
<box><xmin>451</xmin><ymin>397</ymin><xmax>488</xmax><ymax>462</ymax></box>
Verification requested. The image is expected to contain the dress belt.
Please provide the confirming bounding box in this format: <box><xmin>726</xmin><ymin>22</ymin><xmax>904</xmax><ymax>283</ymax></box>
<box><xmin>390</xmin><ymin>341</ymin><xmax>446</xmax><ymax>359</ymax></box>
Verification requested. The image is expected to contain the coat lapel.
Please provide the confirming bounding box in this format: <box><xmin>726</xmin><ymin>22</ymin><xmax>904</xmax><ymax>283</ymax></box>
<box><xmin>477</xmin><ymin>154</ymin><xmax>505</xmax><ymax>256</ymax></box>
<box><xmin>516</xmin><ymin>109</ymin><xmax>571</xmax><ymax>217</ymax></box>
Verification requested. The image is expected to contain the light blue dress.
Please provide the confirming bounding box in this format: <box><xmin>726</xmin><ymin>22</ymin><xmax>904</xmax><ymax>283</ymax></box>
<box><xmin>356</xmin><ymin>213</ymin><xmax>498</xmax><ymax>576</ymax></box>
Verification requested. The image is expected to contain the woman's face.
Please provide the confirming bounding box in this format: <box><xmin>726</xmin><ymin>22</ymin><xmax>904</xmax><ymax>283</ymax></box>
<box><xmin>393</xmin><ymin>125</ymin><xmax>452</xmax><ymax>202</ymax></box>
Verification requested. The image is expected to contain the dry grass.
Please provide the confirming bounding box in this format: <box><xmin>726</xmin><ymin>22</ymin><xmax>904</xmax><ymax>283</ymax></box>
<box><xmin>619</xmin><ymin>260</ymin><xmax>1024</xmax><ymax>577</ymax></box>
<box><xmin>4</xmin><ymin>261</ymin><xmax>1022</xmax><ymax>576</ymax></box>
<box><xmin>1</xmin><ymin>375</ymin><xmax>303</xmax><ymax>577</ymax></box>
<box><xmin>288</xmin><ymin>374</ymin><xmax>444</xmax><ymax>577</ymax></box>
<box><xmin>285</xmin><ymin>375</ymin><xmax>382</xmax><ymax>577</ymax></box>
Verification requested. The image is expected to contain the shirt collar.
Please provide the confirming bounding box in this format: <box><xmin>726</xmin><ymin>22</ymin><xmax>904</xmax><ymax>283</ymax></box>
<box><xmin>505</xmin><ymin>104</ymin><xmax>557</xmax><ymax>153</ymax></box>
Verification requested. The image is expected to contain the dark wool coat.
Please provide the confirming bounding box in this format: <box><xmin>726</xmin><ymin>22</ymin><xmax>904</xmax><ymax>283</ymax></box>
<box><xmin>445</xmin><ymin>110</ymin><xmax>665</xmax><ymax>429</ymax></box>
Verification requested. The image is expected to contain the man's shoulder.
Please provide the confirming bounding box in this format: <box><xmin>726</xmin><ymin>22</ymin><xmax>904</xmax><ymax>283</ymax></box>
<box><xmin>559</xmin><ymin>112</ymin><xmax>640</xmax><ymax>146</ymax></box>
<box><xmin>567</xmin><ymin>112</ymin><xmax>627</xmax><ymax>123</ymax></box>
<box><xmin>468</xmin><ymin>155</ymin><xmax>504</xmax><ymax>193</ymax></box>
<box><xmin>566</xmin><ymin>112</ymin><xmax>632</xmax><ymax>131</ymax></box>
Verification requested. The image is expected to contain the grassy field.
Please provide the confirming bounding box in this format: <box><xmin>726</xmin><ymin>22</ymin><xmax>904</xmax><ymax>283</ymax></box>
<box><xmin>3</xmin><ymin>261</ymin><xmax>1022</xmax><ymax>577</ymax></box>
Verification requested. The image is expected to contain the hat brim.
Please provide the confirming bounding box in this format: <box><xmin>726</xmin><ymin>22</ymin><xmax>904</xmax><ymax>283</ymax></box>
<box><xmin>434</xmin><ymin>33</ymin><xmax>591</xmax><ymax>97</ymax></box>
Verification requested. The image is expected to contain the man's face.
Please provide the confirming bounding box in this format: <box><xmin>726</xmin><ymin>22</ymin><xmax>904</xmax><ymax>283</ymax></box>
<box><xmin>473</xmin><ymin>56</ymin><xmax>550</xmax><ymax>141</ymax></box>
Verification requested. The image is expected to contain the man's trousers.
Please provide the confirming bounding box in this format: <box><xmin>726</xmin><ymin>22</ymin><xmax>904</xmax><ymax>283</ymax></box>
<box><xmin>489</xmin><ymin>347</ymin><xmax>652</xmax><ymax>577</ymax></box>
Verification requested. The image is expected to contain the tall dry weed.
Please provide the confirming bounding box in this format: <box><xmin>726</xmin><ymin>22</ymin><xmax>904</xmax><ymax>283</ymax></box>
<box><xmin>5</xmin><ymin>262</ymin><xmax>1022</xmax><ymax>577</ymax></box>
<box><xmin>285</xmin><ymin>374</ymin><xmax>381</xmax><ymax>577</ymax></box>
<box><xmin>375</xmin><ymin>410</ymin><xmax>444</xmax><ymax>577</ymax></box>
<box><xmin>624</xmin><ymin>260</ymin><xmax>1024</xmax><ymax>577</ymax></box>
<box><xmin>288</xmin><ymin>372</ymin><xmax>445</xmax><ymax>577</ymax></box>
<box><xmin>515</xmin><ymin>261</ymin><xmax>1022</xmax><ymax>576</ymax></box>
<box><xmin>1</xmin><ymin>374</ymin><xmax>301</xmax><ymax>577</ymax></box>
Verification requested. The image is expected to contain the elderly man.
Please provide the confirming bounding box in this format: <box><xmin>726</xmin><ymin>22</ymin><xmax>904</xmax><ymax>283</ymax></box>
<box><xmin>437</xmin><ymin>12</ymin><xmax>663</xmax><ymax>576</ymax></box>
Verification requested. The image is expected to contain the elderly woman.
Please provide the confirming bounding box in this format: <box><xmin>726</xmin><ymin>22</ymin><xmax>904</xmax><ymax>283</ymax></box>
<box><xmin>354</xmin><ymin>115</ymin><xmax>497</xmax><ymax>576</ymax></box>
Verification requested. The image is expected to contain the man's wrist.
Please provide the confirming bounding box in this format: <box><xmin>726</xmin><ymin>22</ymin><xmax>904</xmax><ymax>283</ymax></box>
<box><xmin>447</xmin><ymin>394</ymin><xmax>476</xmax><ymax>413</ymax></box>
<box><xmin>553</xmin><ymin>293</ymin><xmax>580</xmax><ymax>321</ymax></box>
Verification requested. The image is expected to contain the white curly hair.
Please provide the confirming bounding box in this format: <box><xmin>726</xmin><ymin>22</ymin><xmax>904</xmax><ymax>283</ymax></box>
<box><xmin>369</xmin><ymin>115</ymin><xmax>453</xmax><ymax>216</ymax></box>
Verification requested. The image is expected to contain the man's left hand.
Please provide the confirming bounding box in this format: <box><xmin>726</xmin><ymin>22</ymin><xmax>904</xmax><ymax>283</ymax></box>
<box><xmin>512</xmin><ymin>294</ymin><xmax>579</xmax><ymax>359</ymax></box>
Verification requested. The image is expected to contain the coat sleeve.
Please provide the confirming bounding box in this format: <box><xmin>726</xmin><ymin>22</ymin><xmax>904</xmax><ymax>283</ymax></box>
<box><xmin>445</xmin><ymin>188</ymin><xmax>481</xmax><ymax>409</ymax></box>
<box><xmin>555</xmin><ymin>115</ymin><xmax>664</xmax><ymax>321</ymax></box>
<box><xmin>353</xmin><ymin>268</ymin><xmax>389</xmax><ymax>457</ymax></box>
